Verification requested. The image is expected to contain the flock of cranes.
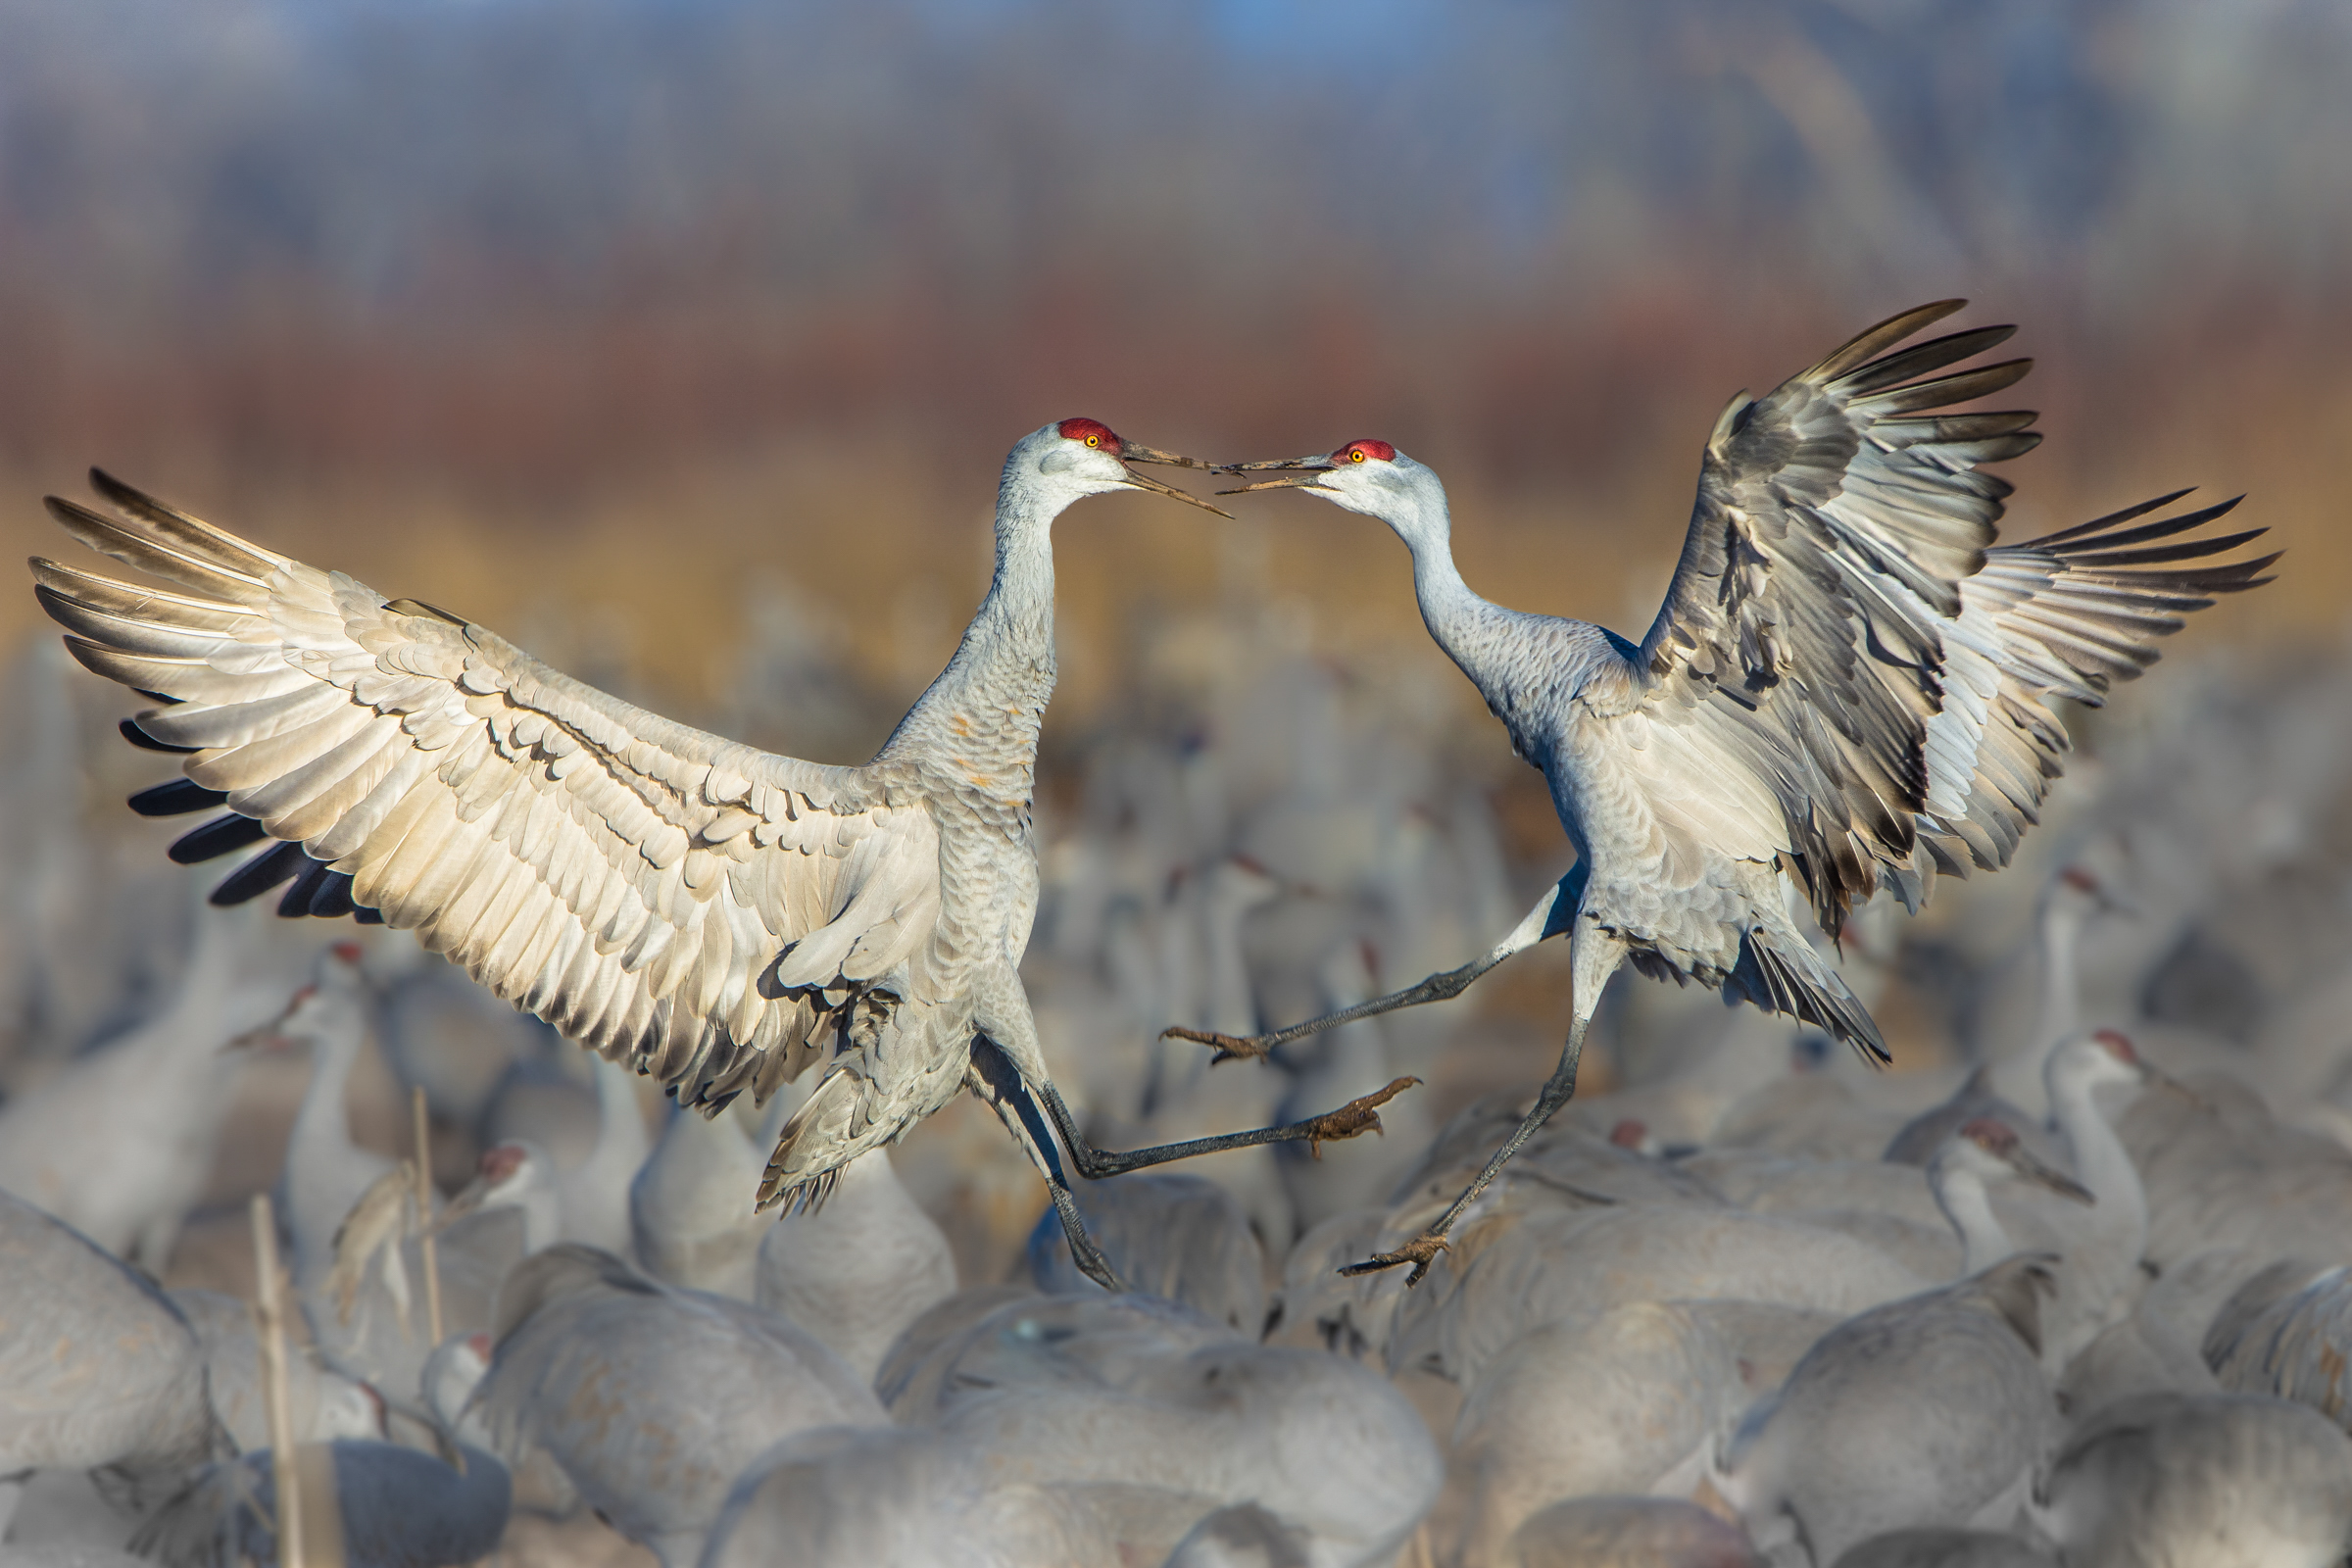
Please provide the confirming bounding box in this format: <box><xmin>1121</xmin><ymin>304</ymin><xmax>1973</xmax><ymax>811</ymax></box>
<box><xmin>3</xmin><ymin>302</ymin><xmax>2343</xmax><ymax>1567</ymax></box>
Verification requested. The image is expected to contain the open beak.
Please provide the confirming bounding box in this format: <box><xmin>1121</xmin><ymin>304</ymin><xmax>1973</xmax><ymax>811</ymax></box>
<box><xmin>2004</xmin><ymin>1143</ymin><xmax>2096</xmax><ymax>1205</ymax></box>
<box><xmin>1116</xmin><ymin>444</ymin><xmax>1233</xmax><ymax>517</ymax></box>
<box><xmin>1213</xmin><ymin>455</ymin><xmax>1339</xmax><ymax>496</ymax></box>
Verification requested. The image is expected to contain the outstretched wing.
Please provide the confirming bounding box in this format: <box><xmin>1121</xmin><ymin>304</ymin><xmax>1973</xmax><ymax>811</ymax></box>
<box><xmin>1635</xmin><ymin>302</ymin><xmax>2272</xmax><ymax>929</ymax></box>
<box><xmin>33</xmin><ymin>470</ymin><xmax>943</xmax><ymax>1111</ymax></box>
<box><xmin>1635</xmin><ymin>301</ymin><xmax>2040</xmax><ymax>925</ymax></box>
<box><xmin>1916</xmin><ymin>491</ymin><xmax>2274</xmax><ymax>877</ymax></box>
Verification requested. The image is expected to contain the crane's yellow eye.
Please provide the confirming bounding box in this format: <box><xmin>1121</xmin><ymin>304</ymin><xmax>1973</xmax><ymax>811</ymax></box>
<box><xmin>1085</xmin><ymin>434</ymin><xmax>1100</xmax><ymax>448</ymax></box>
<box><xmin>1350</xmin><ymin>448</ymin><xmax>1367</xmax><ymax>463</ymax></box>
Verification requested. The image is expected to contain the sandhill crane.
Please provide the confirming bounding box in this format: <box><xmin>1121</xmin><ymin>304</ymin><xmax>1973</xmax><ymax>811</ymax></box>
<box><xmin>2030</xmin><ymin>1390</ymin><xmax>2352</xmax><ymax>1567</ymax></box>
<box><xmin>1446</xmin><ymin>1300</ymin><xmax>1743</xmax><ymax>1564</ymax></box>
<box><xmin>1506</xmin><ymin>1495</ymin><xmax>1766</xmax><ymax>1568</ymax></box>
<box><xmin>1178</xmin><ymin>301</ymin><xmax>2273</xmax><ymax>1280</ymax></box>
<box><xmin>438</xmin><ymin>1139</ymin><xmax>562</xmax><ymax>1253</ymax></box>
<box><xmin>0</xmin><ymin>899</ymin><xmax>271</xmax><ymax>1270</ymax></box>
<box><xmin>1026</xmin><ymin>1170</ymin><xmax>1268</xmax><ymax>1335</ymax></box>
<box><xmin>1929</xmin><ymin>1117</ymin><xmax>2092</xmax><ymax>1276</ymax></box>
<box><xmin>0</xmin><ymin>1189</ymin><xmax>222</xmax><ymax>1534</ymax></box>
<box><xmin>1832</xmin><ymin>1528</ymin><xmax>2055</xmax><ymax>1568</ymax></box>
<box><xmin>754</xmin><ymin>1146</ymin><xmax>959</xmax><ymax>1382</ymax></box>
<box><xmin>470</xmin><ymin>1244</ymin><xmax>886</xmax><ymax>1567</ymax></box>
<box><xmin>2202</xmin><ymin>1259</ymin><xmax>2352</xmax><ymax>1430</ymax></box>
<box><xmin>132</xmin><ymin>1437</ymin><xmax>513</xmax><ymax>1568</ymax></box>
<box><xmin>1717</xmin><ymin>1254</ymin><xmax>2059</xmax><ymax>1565</ymax></box>
<box><xmin>273</xmin><ymin>941</ymin><xmax>398</xmax><ymax>1287</ymax></box>
<box><xmin>29</xmin><ymin>421</ymin><xmax>1409</xmax><ymax>1289</ymax></box>
<box><xmin>169</xmin><ymin>1287</ymin><xmax>385</xmax><ymax>1451</ymax></box>
<box><xmin>557</xmin><ymin>1054</ymin><xmax>652</xmax><ymax>1252</ymax></box>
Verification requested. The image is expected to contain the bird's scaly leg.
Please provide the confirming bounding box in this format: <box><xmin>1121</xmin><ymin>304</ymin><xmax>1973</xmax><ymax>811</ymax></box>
<box><xmin>1345</xmin><ymin>912</ymin><xmax>1624</xmax><ymax>1286</ymax></box>
<box><xmin>964</xmin><ymin>1037</ymin><xmax>1127</xmax><ymax>1292</ymax></box>
<box><xmin>1162</xmin><ymin>869</ymin><xmax>1582</xmax><ymax>1063</ymax></box>
<box><xmin>1035</xmin><ymin>1078</ymin><xmax>1422</xmax><ymax>1181</ymax></box>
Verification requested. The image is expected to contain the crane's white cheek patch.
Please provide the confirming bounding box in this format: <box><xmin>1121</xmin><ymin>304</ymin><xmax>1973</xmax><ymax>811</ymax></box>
<box><xmin>1038</xmin><ymin>449</ymin><xmax>1082</xmax><ymax>476</ymax></box>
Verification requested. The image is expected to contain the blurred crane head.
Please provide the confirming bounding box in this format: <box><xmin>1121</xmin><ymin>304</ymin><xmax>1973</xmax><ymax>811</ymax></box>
<box><xmin>1010</xmin><ymin>417</ymin><xmax>1227</xmax><ymax>517</ymax></box>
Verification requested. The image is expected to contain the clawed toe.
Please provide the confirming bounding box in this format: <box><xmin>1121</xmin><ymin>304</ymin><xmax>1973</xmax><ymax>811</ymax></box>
<box><xmin>1297</xmin><ymin>1075</ymin><xmax>1422</xmax><ymax>1158</ymax></box>
<box><xmin>1159</xmin><ymin>1024</ymin><xmax>1273</xmax><ymax>1065</ymax></box>
<box><xmin>1339</xmin><ymin>1230</ymin><xmax>1449</xmax><ymax>1286</ymax></box>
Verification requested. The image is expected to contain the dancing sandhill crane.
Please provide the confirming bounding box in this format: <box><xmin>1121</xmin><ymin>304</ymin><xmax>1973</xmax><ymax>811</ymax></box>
<box><xmin>1178</xmin><ymin>301</ymin><xmax>2274</xmax><ymax>1279</ymax></box>
<box><xmin>29</xmin><ymin>422</ymin><xmax>1408</xmax><ymax>1288</ymax></box>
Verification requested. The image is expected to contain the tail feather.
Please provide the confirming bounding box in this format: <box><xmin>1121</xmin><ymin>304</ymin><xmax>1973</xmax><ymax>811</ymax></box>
<box><xmin>1728</xmin><ymin>926</ymin><xmax>1888</xmax><ymax>1064</ymax></box>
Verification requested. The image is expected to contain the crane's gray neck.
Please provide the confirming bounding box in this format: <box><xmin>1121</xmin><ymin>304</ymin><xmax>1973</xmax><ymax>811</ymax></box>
<box><xmin>288</xmin><ymin>1008</ymin><xmax>367</xmax><ymax>1163</ymax></box>
<box><xmin>2051</xmin><ymin>1071</ymin><xmax>2146</xmax><ymax>1249</ymax></box>
<box><xmin>883</xmin><ymin>480</ymin><xmax>1058</xmax><ymax>761</ymax></box>
<box><xmin>1396</xmin><ymin>515</ymin><xmax>1499</xmax><ymax>690</ymax></box>
<box><xmin>1933</xmin><ymin>1164</ymin><xmax>2015</xmax><ymax>1276</ymax></box>
<box><xmin>2034</xmin><ymin>901</ymin><xmax>2084</xmax><ymax>1053</ymax></box>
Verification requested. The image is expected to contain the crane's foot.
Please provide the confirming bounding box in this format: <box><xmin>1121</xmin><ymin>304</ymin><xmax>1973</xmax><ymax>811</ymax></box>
<box><xmin>1295</xmin><ymin>1076</ymin><xmax>1422</xmax><ymax>1159</ymax></box>
<box><xmin>1160</xmin><ymin>1024</ymin><xmax>1275</xmax><ymax>1065</ymax></box>
<box><xmin>1340</xmin><ymin>1230</ymin><xmax>1449</xmax><ymax>1287</ymax></box>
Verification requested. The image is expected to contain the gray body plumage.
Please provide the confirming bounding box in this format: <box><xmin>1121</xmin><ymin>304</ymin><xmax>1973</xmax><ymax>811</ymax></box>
<box><xmin>131</xmin><ymin>1439</ymin><xmax>511</xmax><ymax>1568</ymax></box>
<box><xmin>1719</xmin><ymin>1254</ymin><xmax>2059</xmax><ymax>1565</ymax></box>
<box><xmin>0</xmin><ymin>1188</ymin><xmax>220</xmax><ymax>1478</ymax></box>
<box><xmin>470</xmin><ymin>1244</ymin><xmax>885</xmax><ymax>1567</ymax></box>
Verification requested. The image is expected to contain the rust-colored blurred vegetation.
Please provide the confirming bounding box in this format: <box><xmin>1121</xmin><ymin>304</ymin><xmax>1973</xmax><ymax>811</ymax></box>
<box><xmin>2</xmin><ymin>0</ymin><xmax>2345</xmax><ymax>748</ymax></box>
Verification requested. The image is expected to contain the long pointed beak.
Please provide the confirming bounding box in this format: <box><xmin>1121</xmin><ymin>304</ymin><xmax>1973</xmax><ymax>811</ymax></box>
<box><xmin>1220</xmin><ymin>470</ymin><xmax>1338</xmax><ymax>496</ymax></box>
<box><xmin>1113</xmin><ymin>444</ymin><xmax>1232</xmax><ymax>517</ymax></box>
<box><xmin>1213</xmin><ymin>457</ymin><xmax>1339</xmax><ymax>497</ymax></box>
<box><xmin>2006</xmin><ymin>1144</ymin><xmax>2096</xmax><ymax>1204</ymax></box>
<box><xmin>1120</xmin><ymin>464</ymin><xmax>1233</xmax><ymax>517</ymax></box>
<box><xmin>1118</xmin><ymin>442</ymin><xmax>1214</xmax><ymax>471</ymax></box>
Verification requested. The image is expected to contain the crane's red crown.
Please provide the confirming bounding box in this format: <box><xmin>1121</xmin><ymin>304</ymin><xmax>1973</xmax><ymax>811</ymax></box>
<box><xmin>1056</xmin><ymin>417</ymin><xmax>1122</xmax><ymax>454</ymax></box>
<box><xmin>1333</xmin><ymin>439</ymin><xmax>1396</xmax><ymax>465</ymax></box>
<box><xmin>1959</xmin><ymin>1116</ymin><xmax>2019</xmax><ymax>1152</ymax></box>
<box><xmin>2092</xmin><ymin>1027</ymin><xmax>2137</xmax><ymax>1063</ymax></box>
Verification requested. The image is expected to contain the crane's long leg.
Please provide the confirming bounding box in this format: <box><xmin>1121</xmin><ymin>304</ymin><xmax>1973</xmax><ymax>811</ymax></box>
<box><xmin>1343</xmin><ymin>913</ymin><xmax>1626</xmax><ymax>1286</ymax></box>
<box><xmin>1033</xmin><ymin>1078</ymin><xmax>1422</xmax><ymax>1181</ymax></box>
<box><xmin>1163</xmin><ymin>868</ymin><xmax>1585</xmax><ymax>1064</ymax></box>
<box><xmin>966</xmin><ymin>1038</ymin><xmax>1127</xmax><ymax>1292</ymax></box>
